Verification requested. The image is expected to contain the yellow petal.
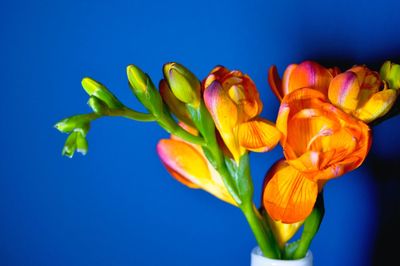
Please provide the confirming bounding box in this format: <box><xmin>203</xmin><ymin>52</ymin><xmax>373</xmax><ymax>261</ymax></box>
<box><xmin>328</xmin><ymin>72</ymin><xmax>360</xmax><ymax>113</ymax></box>
<box><xmin>267</xmin><ymin>216</ymin><xmax>304</xmax><ymax>247</ymax></box>
<box><xmin>238</xmin><ymin>119</ymin><xmax>281</xmax><ymax>152</ymax></box>
<box><xmin>355</xmin><ymin>89</ymin><xmax>398</xmax><ymax>123</ymax></box>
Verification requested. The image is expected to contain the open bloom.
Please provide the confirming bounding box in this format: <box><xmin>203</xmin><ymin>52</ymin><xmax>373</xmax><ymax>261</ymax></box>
<box><xmin>157</xmin><ymin>126</ymin><xmax>236</xmax><ymax>205</ymax></box>
<box><xmin>328</xmin><ymin>65</ymin><xmax>399</xmax><ymax>123</ymax></box>
<box><xmin>268</xmin><ymin>61</ymin><xmax>339</xmax><ymax>101</ymax></box>
<box><xmin>269</xmin><ymin>61</ymin><xmax>400</xmax><ymax>124</ymax></box>
<box><xmin>263</xmin><ymin>88</ymin><xmax>371</xmax><ymax>223</ymax></box>
<box><xmin>204</xmin><ymin>66</ymin><xmax>281</xmax><ymax>162</ymax></box>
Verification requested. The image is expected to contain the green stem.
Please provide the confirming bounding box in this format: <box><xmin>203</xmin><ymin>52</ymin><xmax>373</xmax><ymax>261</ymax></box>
<box><xmin>110</xmin><ymin>107</ymin><xmax>156</xmax><ymax>122</ymax></box>
<box><xmin>241</xmin><ymin>203</ymin><xmax>281</xmax><ymax>259</ymax></box>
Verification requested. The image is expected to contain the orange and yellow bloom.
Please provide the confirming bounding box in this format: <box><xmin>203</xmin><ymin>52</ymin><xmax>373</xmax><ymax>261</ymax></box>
<box><xmin>157</xmin><ymin>126</ymin><xmax>237</xmax><ymax>206</ymax></box>
<box><xmin>328</xmin><ymin>65</ymin><xmax>399</xmax><ymax>123</ymax></box>
<box><xmin>263</xmin><ymin>88</ymin><xmax>371</xmax><ymax>223</ymax></box>
<box><xmin>204</xmin><ymin>66</ymin><xmax>281</xmax><ymax>162</ymax></box>
<box><xmin>269</xmin><ymin>60</ymin><xmax>400</xmax><ymax>124</ymax></box>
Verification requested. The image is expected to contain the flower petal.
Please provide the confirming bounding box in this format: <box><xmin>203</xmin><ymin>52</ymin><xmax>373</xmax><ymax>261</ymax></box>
<box><xmin>286</xmin><ymin>61</ymin><xmax>333</xmax><ymax>96</ymax></box>
<box><xmin>204</xmin><ymin>80</ymin><xmax>241</xmax><ymax>161</ymax></box>
<box><xmin>263</xmin><ymin>160</ymin><xmax>318</xmax><ymax>223</ymax></box>
<box><xmin>268</xmin><ymin>65</ymin><xmax>283</xmax><ymax>101</ymax></box>
<box><xmin>157</xmin><ymin>139</ymin><xmax>211</xmax><ymax>188</ymax></box>
<box><xmin>355</xmin><ymin>89</ymin><xmax>398</xmax><ymax>123</ymax></box>
<box><xmin>328</xmin><ymin>71</ymin><xmax>360</xmax><ymax>113</ymax></box>
<box><xmin>267</xmin><ymin>216</ymin><xmax>304</xmax><ymax>247</ymax></box>
<box><xmin>282</xmin><ymin>64</ymin><xmax>298</xmax><ymax>96</ymax></box>
<box><xmin>157</xmin><ymin>139</ymin><xmax>236</xmax><ymax>205</ymax></box>
<box><xmin>238</xmin><ymin>119</ymin><xmax>281</xmax><ymax>152</ymax></box>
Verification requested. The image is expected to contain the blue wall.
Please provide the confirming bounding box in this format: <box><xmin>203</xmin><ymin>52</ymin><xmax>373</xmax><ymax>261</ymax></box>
<box><xmin>1</xmin><ymin>0</ymin><xmax>400</xmax><ymax>265</ymax></box>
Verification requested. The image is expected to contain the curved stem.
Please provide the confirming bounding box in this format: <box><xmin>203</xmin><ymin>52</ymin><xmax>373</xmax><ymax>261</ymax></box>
<box><xmin>111</xmin><ymin>107</ymin><xmax>156</xmax><ymax>122</ymax></box>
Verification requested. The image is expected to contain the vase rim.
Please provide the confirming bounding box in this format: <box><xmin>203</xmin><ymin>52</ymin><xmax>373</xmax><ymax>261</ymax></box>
<box><xmin>251</xmin><ymin>246</ymin><xmax>313</xmax><ymax>266</ymax></box>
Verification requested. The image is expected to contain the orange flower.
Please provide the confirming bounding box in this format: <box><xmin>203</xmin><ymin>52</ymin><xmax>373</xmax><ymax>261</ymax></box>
<box><xmin>157</xmin><ymin>126</ymin><xmax>236</xmax><ymax>205</ymax></box>
<box><xmin>203</xmin><ymin>66</ymin><xmax>281</xmax><ymax>162</ymax></box>
<box><xmin>263</xmin><ymin>88</ymin><xmax>371</xmax><ymax>223</ymax></box>
<box><xmin>268</xmin><ymin>61</ymin><xmax>339</xmax><ymax>101</ymax></box>
<box><xmin>328</xmin><ymin>65</ymin><xmax>399</xmax><ymax>123</ymax></box>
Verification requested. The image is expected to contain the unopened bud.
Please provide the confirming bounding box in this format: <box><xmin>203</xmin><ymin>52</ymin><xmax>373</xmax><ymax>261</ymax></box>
<box><xmin>127</xmin><ymin>64</ymin><xmax>164</xmax><ymax>116</ymax></box>
<box><xmin>159</xmin><ymin>79</ymin><xmax>193</xmax><ymax>126</ymax></box>
<box><xmin>81</xmin><ymin>77</ymin><xmax>123</xmax><ymax>109</ymax></box>
<box><xmin>163</xmin><ymin>62</ymin><xmax>201</xmax><ymax>105</ymax></box>
<box><xmin>88</xmin><ymin>96</ymin><xmax>109</xmax><ymax>115</ymax></box>
<box><xmin>380</xmin><ymin>60</ymin><xmax>400</xmax><ymax>90</ymax></box>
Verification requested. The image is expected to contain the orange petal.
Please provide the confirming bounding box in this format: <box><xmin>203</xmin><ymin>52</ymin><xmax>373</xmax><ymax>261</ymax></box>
<box><xmin>268</xmin><ymin>65</ymin><xmax>283</xmax><ymax>101</ymax></box>
<box><xmin>157</xmin><ymin>139</ymin><xmax>236</xmax><ymax>205</ymax></box>
<box><xmin>328</xmin><ymin>72</ymin><xmax>360</xmax><ymax>113</ymax></box>
<box><xmin>281</xmin><ymin>64</ymin><xmax>298</xmax><ymax>96</ymax></box>
<box><xmin>157</xmin><ymin>139</ymin><xmax>211</xmax><ymax>188</ymax></box>
<box><xmin>355</xmin><ymin>89</ymin><xmax>398</xmax><ymax>123</ymax></box>
<box><xmin>263</xmin><ymin>160</ymin><xmax>318</xmax><ymax>223</ymax></box>
<box><xmin>238</xmin><ymin>119</ymin><xmax>281</xmax><ymax>152</ymax></box>
<box><xmin>287</xmin><ymin>61</ymin><xmax>333</xmax><ymax>96</ymax></box>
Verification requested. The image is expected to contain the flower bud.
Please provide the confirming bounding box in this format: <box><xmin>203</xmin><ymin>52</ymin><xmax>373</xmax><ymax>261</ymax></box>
<box><xmin>62</xmin><ymin>131</ymin><xmax>88</xmax><ymax>158</ymax></box>
<box><xmin>76</xmin><ymin>132</ymin><xmax>88</xmax><ymax>155</ymax></box>
<box><xmin>126</xmin><ymin>64</ymin><xmax>164</xmax><ymax>116</ymax></box>
<box><xmin>54</xmin><ymin>115</ymin><xmax>89</xmax><ymax>133</ymax></box>
<box><xmin>81</xmin><ymin>77</ymin><xmax>123</xmax><ymax>109</ymax></box>
<box><xmin>159</xmin><ymin>79</ymin><xmax>193</xmax><ymax>126</ymax></box>
<box><xmin>163</xmin><ymin>62</ymin><xmax>201</xmax><ymax>106</ymax></box>
<box><xmin>380</xmin><ymin>60</ymin><xmax>400</xmax><ymax>90</ymax></box>
<box><xmin>87</xmin><ymin>96</ymin><xmax>109</xmax><ymax>115</ymax></box>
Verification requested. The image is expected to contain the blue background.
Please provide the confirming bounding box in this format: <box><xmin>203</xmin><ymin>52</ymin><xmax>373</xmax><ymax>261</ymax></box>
<box><xmin>1</xmin><ymin>0</ymin><xmax>400</xmax><ymax>265</ymax></box>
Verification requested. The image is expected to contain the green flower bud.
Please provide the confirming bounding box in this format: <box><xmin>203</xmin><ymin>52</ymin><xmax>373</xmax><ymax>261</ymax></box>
<box><xmin>126</xmin><ymin>64</ymin><xmax>164</xmax><ymax>117</ymax></box>
<box><xmin>88</xmin><ymin>96</ymin><xmax>109</xmax><ymax>115</ymax></box>
<box><xmin>163</xmin><ymin>62</ymin><xmax>201</xmax><ymax>106</ymax></box>
<box><xmin>76</xmin><ymin>132</ymin><xmax>88</xmax><ymax>155</ymax></box>
<box><xmin>159</xmin><ymin>79</ymin><xmax>193</xmax><ymax>126</ymax></box>
<box><xmin>62</xmin><ymin>131</ymin><xmax>89</xmax><ymax>158</ymax></box>
<box><xmin>62</xmin><ymin>132</ymin><xmax>78</xmax><ymax>158</ymax></box>
<box><xmin>81</xmin><ymin>77</ymin><xmax>123</xmax><ymax>109</ymax></box>
<box><xmin>380</xmin><ymin>60</ymin><xmax>400</xmax><ymax>90</ymax></box>
<box><xmin>54</xmin><ymin>115</ymin><xmax>90</xmax><ymax>133</ymax></box>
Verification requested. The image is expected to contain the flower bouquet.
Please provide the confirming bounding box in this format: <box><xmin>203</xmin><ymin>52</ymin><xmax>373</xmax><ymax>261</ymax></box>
<box><xmin>55</xmin><ymin>60</ymin><xmax>400</xmax><ymax>265</ymax></box>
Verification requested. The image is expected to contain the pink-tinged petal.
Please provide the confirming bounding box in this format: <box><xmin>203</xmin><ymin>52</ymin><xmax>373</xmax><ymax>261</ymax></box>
<box><xmin>204</xmin><ymin>80</ymin><xmax>241</xmax><ymax>161</ymax></box>
<box><xmin>328</xmin><ymin>72</ymin><xmax>360</xmax><ymax>113</ymax></box>
<box><xmin>268</xmin><ymin>65</ymin><xmax>283</xmax><ymax>101</ymax></box>
<box><xmin>238</xmin><ymin>119</ymin><xmax>281</xmax><ymax>152</ymax></box>
<box><xmin>355</xmin><ymin>89</ymin><xmax>398</xmax><ymax>123</ymax></box>
<box><xmin>157</xmin><ymin>139</ymin><xmax>236</xmax><ymax>205</ymax></box>
<box><xmin>263</xmin><ymin>160</ymin><xmax>318</xmax><ymax>223</ymax></box>
<box><xmin>287</xmin><ymin>61</ymin><xmax>333</xmax><ymax>96</ymax></box>
<box><xmin>157</xmin><ymin>139</ymin><xmax>211</xmax><ymax>188</ymax></box>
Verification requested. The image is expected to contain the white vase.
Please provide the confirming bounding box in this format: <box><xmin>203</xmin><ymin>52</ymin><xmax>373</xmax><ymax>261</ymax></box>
<box><xmin>251</xmin><ymin>247</ymin><xmax>313</xmax><ymax>266</ymax></box>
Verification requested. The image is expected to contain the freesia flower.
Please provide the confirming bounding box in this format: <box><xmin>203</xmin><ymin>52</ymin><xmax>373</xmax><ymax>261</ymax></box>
<box><xmin>157</xmin><ymin>125</ymin><xmax>237</xmax><ymax>205</ymax></box>
<box><xmin>263</xmin><ymin>88</ymin><xmax>371</xmax><ymax>223</ymax></box>
<box><xmin>328</xmin><ymin>65</ymin><xmax>399</xmax><ymax>123</ymax></box>
<box><xmin>268</xmin><ymin>61</ymin><xmax>340</xmax><ymax>101</ymax></box>
<box><xmin>269</xmin><ymin>61</ymin><xmax>400</xmax><ymax>124</ymax></box>
<box><xmin>203</xmin><ymin>66</ymin><xmax>281</xmax><ymax>162</ymax></box>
